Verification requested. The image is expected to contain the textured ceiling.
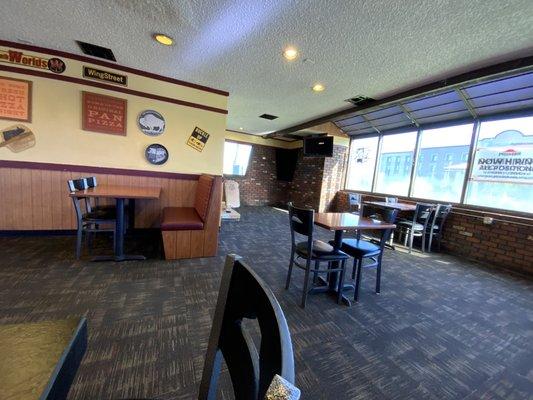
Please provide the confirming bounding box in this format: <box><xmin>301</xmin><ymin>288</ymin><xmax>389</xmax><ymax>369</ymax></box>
<box><xmin>1</xmin><ymin>0</ymin><xmax>532</xmax><ymax>135</ymax></box>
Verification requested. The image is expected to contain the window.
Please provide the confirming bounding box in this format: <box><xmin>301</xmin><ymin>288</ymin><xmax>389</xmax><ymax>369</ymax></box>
<box><xmin>223</xmin><ymin>141</ymin><xmax>252</xmax><ymax>176</ymax></box>
<box><xmin>375</xmin><ymin>131</ymin><xmax>417</xmax><ymax>196</ymax></box>
<box><xmin>411</xmin><ymin>124</ymin><xmax>474</xmax><ymax>202</ymax></box>
<box><xmin>346</xmin><ymin>136</ymin><xmax>379</xmax><ymax>191</ymax></box>
<box><xmin>445</xmin><ymin>153</ymin><xmax>453</xmax><ymax>162</ymax></box>
<box><xmin>465</xmin><ymin>116</ymin><xmax>533</xmax><ymax>213</ymax></box>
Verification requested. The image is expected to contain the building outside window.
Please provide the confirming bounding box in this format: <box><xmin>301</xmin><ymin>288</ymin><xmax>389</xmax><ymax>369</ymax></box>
<box><xmin>465</xmin><ymin>116</ymin><xmax>533</xmax><ymax>213</ymax></box>
<box><xmin>346</xmin><ymin>136</ymin><xmax>379</xmax><ymax>191</ymax></box>
<box><xmin>374</xmin><ymin>131</ymin><xmax>417</xmax><ymax>196</ymax></box>
<box><xmin>411</xmin><ymin>124</ymin><xmax>473</xmax><ymax>202</ymax></box>
<box><xmin>223</xmin><ymin>141</ymin><xmax>252</xmax><ymax>176</ymax></box>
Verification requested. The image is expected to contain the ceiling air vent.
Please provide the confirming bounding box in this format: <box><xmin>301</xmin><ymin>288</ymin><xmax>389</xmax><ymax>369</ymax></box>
<box><xmin>346</xmin><ymin>96</ymin><xmax>375</xmax><ymax>107</ymax></box>
<box><xmin>259</xmin><ymin>113</ymin><xmax>279</xmax><ymax>120</ymax></box>
<box><xmin>76</xmin><ymin>41</ymin><xmax>117</xmax><ymax>62</ymax></box>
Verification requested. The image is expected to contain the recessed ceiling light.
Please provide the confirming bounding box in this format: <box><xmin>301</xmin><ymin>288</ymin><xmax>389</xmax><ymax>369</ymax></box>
<box><xmin>154</xmin><ymin>34</ymin><xmax>174</xmax><ymax>46</ymax></box>
<box><xmin>283</xmin><ymin>47</ymin><xmax>298</xmax><ymax>61</ymax></box>
<box><xmin>312</xmin><ymin>83</ymin><xmax>325</xmax><ymax>92</ymax></box>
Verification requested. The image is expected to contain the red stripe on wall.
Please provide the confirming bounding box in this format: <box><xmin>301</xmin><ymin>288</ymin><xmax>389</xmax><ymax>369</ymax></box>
<box><xmin>0</xmin><ymin>39</ymin><xmax>229</xmax><ymax>96</ymax></box>
<box><xmin>0</xmin><ymin>64</ymin><xmax>228</xmax><ymax>115</ymax></box>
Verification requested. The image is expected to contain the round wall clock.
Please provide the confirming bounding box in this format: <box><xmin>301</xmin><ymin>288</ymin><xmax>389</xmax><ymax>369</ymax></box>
<box><xmin>145</xmin><ymin>143</ymin><xmax>169</xmax><ymax>165</ymax></box>
<box><xmin>138</xmin><ymin>110</ymin><xmax>165</xmax><ymax>136</ymax></box>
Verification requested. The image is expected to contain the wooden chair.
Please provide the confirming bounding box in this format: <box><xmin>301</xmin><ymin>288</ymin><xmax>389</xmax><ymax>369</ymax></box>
<box><xmin>200</xmin><ymin>255</ymin><xmax>299</xmax><ymax>400</ymax></box>
<box><xmin>339</xmin><ymin>207</ymin><xmax>399</xmax><ymax>302</ymax></box>
<box><xmin>68</xmin><ymin>179</ymin><xmax>116</xmax><ymax>260</ymax></box>
<box><xmin>285</xmin><ymin>202</ymin><xmax>349</xmax><ymax>307</ymax></box>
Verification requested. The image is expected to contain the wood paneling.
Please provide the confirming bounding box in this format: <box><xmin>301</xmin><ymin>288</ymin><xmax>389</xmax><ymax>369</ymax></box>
<box><xmin>0</xmin><ymin>166</ymin><xmax>198</xmax><ymax>230</ymax></box>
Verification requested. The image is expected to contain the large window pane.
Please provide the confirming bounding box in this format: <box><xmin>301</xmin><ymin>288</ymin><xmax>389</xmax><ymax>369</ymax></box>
<box><xmin>375</xmin><ymin>131</ymin><xmax>417</xmax><ymax>196</ymax></box>
<box><xmin>411</xmin><ymin>124</ymin><xmax>473</xmax><ymax>202</ymax></box>
<box><xmin>223</xmin><ymin>141</ymin><xmax>252</xmax><ymax>176</ymax></box>
<box><xmin>346</xmin><ymin>136</ymin><xmax>379</xmax><ymax>191</ymax></box>
<box><xmin>465</xmin><ymin>116</ymin><xmax>533</xmax><ymax>213</ymax></box>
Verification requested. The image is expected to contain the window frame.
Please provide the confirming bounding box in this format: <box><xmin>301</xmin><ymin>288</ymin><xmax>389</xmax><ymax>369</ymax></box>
<box><xmin>344</xmin><ymin>111</ymin><xmax>533</xmax><ymax>216</ymax></box>
<box><xmin>223</xmin><ymin>140</ymin><xmax>253</xmax><ymax>177</ymax></box>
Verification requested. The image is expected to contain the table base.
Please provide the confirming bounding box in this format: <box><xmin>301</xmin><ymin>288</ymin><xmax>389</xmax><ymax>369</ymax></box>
<box><xmin>309</xmin><ymin>277</ymin><xmax>354</xmax><ymax>306</ymax></box>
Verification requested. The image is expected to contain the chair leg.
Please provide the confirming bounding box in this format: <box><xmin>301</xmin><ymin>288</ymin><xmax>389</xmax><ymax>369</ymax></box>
<box><xmin>351</xmin><ymin>257</ymin><xmax>358</xmax><ymax>280</ymax></box>
<box><xmin>375</xmin><ymin>255</ymin><xmax>383</xmax><ymax>294</ymax></box>
<box><xmin>354</xmin><ymin>257</ymin><xmax>363</xmax><ymax>302</ymax></box>
<box><xmin>285</xmin><ymin>248</ymin><xmax>295</xmax><ymax>289</ymax></box>
<box><xmin>428</xmin><ymin>233</ymin><xmax>434</xmax><ymax>253</ymax></box>
<box><xmin>313</xmin><ymin>260</ymin><xmax>320</xmax><ymax>284</ymax></box>
<box><xmin>403</xmin><ymin>229</ymin><xmax>408</xmax><ymax>247</ymax></box>
<box><xmin>408</xmin><ymin>230</ymin><xmax>414</xmax><ymax>253</ymax></box>
<box><xmin>337</xmin><ymin>260</ymin><xmax>347</xmax><ymax>305</ymax></box>
<box><xmin>437</xmin><ymin>235</ymin><xmax>442</xmax><ymax>252</ymax></box>
<box><xmin>76</xmin><ymin>227</ymin><xmax>83</xmax><ymax>260</ymax></box>
<box><xmin>301</xmin><ymin>258</ymin><xmax>312</xmax><ymax>308</ymax></box>
<box><xmin>421</xmin><ymin>232</ymin><xmax>426</xmax><ymax>253</ymax></box>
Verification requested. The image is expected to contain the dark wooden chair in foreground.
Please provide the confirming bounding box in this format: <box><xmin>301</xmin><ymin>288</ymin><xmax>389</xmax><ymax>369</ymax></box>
<box><xmin>285</xmin><ymin>202</ymin><xmax>349</xmax><ymax>307</ymax></box>
<box><xmin>161</xmin><ymin>174</ymin><xmax>222</xmax><ymax>259</ymax></box>
<box><xmin>338</xmin><ymin>207</ymin><xmax>399</xmax><ymax>301</ymax></box>
<box><xmin>68</xmin><ymin>178</ymin><xmax>117</xmax><ymax>260</ymax></box>
<box><xmin>199</xmin><ymin>254</ymin><xmax>299</xmax><ymax>400</ymax></box>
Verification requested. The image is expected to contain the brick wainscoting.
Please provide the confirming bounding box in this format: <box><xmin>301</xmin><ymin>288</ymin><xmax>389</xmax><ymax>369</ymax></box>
<box><xmin>333</xmin><ymin>190</ymin><xmax>533</xmax><ymax>276</ymax></box>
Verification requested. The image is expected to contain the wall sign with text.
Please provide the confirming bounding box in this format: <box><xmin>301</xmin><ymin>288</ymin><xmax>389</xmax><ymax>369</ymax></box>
<box><xmin>0</xmin><ymin>76</ymin><xmax>32</xmax><ymax>122</ymax></box>
<box><xmin>83</xmin><ymin>66</ymin><xmax>127</xmax><ymax>86</ymax></box>
<box><xmin>0</xmin><ymin>48</ymin><xmax>65</xmax><ymax>73</ymax></box>
<box><xmin>82</xmin><ymin>91</ymin><xmax>127</xmax><ymax>136</ymax></box>
<box><xmin>186</xmin><ymin>126</ymin><xmax>210</xmax><ymax>152</ymax></box>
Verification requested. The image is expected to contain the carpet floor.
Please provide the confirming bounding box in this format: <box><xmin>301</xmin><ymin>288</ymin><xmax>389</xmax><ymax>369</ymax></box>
<box><xmin>0</xmin><ymin>206</ymin><xmax>531</xmax><ymax>399</ymax></box>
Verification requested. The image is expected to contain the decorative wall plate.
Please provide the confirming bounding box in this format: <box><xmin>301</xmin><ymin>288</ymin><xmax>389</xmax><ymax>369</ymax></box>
<box><xmin>138</xmin><ymin>110</ymin><xmax>165</xmax><ymax>136</ymax></box>
<box><xmin>145</xmin><ymin>143</ymin><xmax>168</xmax><ymax>165</ymax></box>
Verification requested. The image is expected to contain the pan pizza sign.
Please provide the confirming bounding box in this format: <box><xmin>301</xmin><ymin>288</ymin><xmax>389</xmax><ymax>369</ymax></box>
<box><xmin>82</xmin><ymin>91</ymin><xmax>127</xmax><ymax>136</ymax></box>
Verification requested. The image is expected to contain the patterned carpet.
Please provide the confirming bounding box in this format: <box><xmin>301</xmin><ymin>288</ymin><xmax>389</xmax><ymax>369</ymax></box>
<box><xmin>0</xmin><ymin>206</ymin><xmax>532</xmax><ymax>399</ymax></box>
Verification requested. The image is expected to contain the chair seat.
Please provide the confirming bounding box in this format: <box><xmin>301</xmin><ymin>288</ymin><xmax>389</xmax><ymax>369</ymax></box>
<box><xmin>161</xmin><ymin>207</ymin><xmax>204</xmax><ymax>231</ymax></box>
<box><xmin>296</xmin><ymin>240</ymin><xmax>349</xmax><ymax>260</ymax></box>
<box><xmin>338</xmin><ymin>238</ymin><xmax>381</xmax><ymax>258</ymax></box>
<box><xmin>83</xmin><ymin>208</ymin><xmax>116</xmax><ymax>222</ymax></box>
<box><xmin>397</xmin><ymin>220</ymin><xmax>424</xmax><ymax>231</ymax></box>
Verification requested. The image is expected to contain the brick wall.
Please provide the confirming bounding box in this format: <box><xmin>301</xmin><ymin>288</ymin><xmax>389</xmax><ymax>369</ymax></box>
<box><xmin>288</xmin><ymin>150</ymin><xmax>325</xmax><ymax>210</ymax></box>
<box><xmin>320</xmin><ymin>145</ymin><xmax>348</xmax><ymax>212</ymax></box>
<box><xmin>225</xmin><ymin>143</ymin><xmax>290</xmax><ymax>206</ymax></box>
<box><xmin>333</xmin><ymin>190</ymin><xmax>533</xmax><ymax>276</ymax></box>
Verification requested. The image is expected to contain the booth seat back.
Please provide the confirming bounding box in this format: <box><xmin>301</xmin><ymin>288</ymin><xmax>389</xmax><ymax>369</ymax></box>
<box><xmin>195</xmin><ymin>174</ymin><xmax>215</xmax><ymax>222</ymax></box>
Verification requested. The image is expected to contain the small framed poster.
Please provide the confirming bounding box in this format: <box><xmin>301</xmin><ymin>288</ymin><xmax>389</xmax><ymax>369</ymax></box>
<box><xmin>186</xmin><ymin>126</ymin><xmax>210</xmax><ymax>152</ymax></box>
<box><xmin>138</xmin><ymin>110</ymin><xmax>165</xmax><ymax>136</ymax></box>
<box><xmin>0</xmin><ymin>76</ymin><xmax>32</xmax><ymax>122</ymax></box>
<box><xmin>145</xmin><ymin>143</ymin><xmax>168</xmax><ymax>165</ymax></box>
<box><xmin>82</xmin><ymin>91</ymin><xmax>127</xmax><ymax>135</ymax></box>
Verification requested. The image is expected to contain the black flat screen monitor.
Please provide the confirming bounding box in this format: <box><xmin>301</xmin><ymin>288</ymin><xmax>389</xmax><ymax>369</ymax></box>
<box><xmin>303</xmin><ymin>136</ymin><xmax>333</xmax><ymax>157</ymax></box>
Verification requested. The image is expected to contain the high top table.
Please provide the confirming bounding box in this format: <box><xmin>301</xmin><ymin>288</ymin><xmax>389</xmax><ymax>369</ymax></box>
<box><xmin>313</xmin><ymin>212</ymin><xmax>396</xmax><ymax>306</ymax></box>
<box><xmin>70</xmin><ymin>185</ymin><xmax>161</xmax><ymax>262</ymax></box>
<box><xmin>0</xmin><ymin>317</ymin><xmax>87</xmax><ymax>400</ymax></box>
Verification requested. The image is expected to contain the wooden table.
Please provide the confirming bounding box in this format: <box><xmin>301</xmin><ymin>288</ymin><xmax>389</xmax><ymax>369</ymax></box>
<box><xmin>0</xmin><ymin>317</ymin><xmax>87</xmax><ymax>400</ymax></box>
<box><xmin>364</xmin><ymin>201</ymin><xmax>416</xmax><ymax>212</ymax></box>
<box><xmin>313</xmin><ymin>212</ymin><xmax>396</xmax><ymax>306</ymax></box>
<box><xmin>71</xmin><ymin>185</ymin><xmax>161</xmax><ymax>262</ymax></box>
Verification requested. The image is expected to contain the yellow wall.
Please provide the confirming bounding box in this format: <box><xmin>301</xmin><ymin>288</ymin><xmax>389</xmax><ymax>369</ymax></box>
<box><xmin>0</xmin><ymin>45</ymin><xmax>227</xmax><ymax>175</ymax></box>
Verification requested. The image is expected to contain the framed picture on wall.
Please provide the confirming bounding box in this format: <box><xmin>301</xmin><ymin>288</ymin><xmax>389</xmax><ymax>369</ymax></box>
<box><xmin>0</xmin><ymin>76</ymin><xmax>32</xmax><ymax>122</ymax></box>
<box><xmin>82</xmin><ymin>91</ymin><xmax>127</xmax><ymax>136</ymax></box>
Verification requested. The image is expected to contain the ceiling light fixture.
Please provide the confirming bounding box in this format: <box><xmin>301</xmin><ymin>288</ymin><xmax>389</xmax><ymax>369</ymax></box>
<box><xmin>154</xmin><ymin>34</ymin><xmax>174</xmax><ymax>46</ymax></box>
<box><xmin>283</xmin><ymin>47</ymin><xmax>298</xmax><ymax>61</ymax></box>
<box><xmin>239</xmin><ymin>127</ymin><xmax>244</xmax><ymax>130</ymax></box>
<box><xmin>312</xmin><ymin>83</ymin><xmax>325</xmax><ymax>92</ymax></box>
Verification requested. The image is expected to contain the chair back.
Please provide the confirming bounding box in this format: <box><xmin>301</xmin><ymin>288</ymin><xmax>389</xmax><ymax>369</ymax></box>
<box><xmin>378</xmin><ymin>208</ymin><xmax>399</xmax><ymax>248</ymax></box>
<box><xmin>359</xmin><ymin>206</ymin><xmax>398</xmax><ymax>246</ymax></box>
<box><xmin>287</xmin><ymin>202</ymin><xmax>314</xmax><ymax>253</ymax></box>
<box><xmin>67</xmin><ymin>179</ymin><xmax>88</xmax><ymax>223</ymax></box>
<box><xmin>67</xmin><ymin>178</ymin><xmax>88</xmax><ymax>192</ymax></box>
<box><xmin>199</xmin><ymin>255</ymin><xmax>296</xmax><ymax>400</ymax></box>
<box><xmin>413</xmin><ymin>203</ymin><xmax>435</xmax><ymax>227</ymax></box>
<box><xmin>84</xmin><ymin>176</ymin><xmax>97</xmax><ymax>188</ymax></box>
<box><xmin>430</xmin><ymin>204</ymin><xmax>452</xmax><ymax>232</ymax></box>
<box><xmin>385</xmin><ymin>197</ymin><xmax>398</xmax><ymax>204</ymax></box>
